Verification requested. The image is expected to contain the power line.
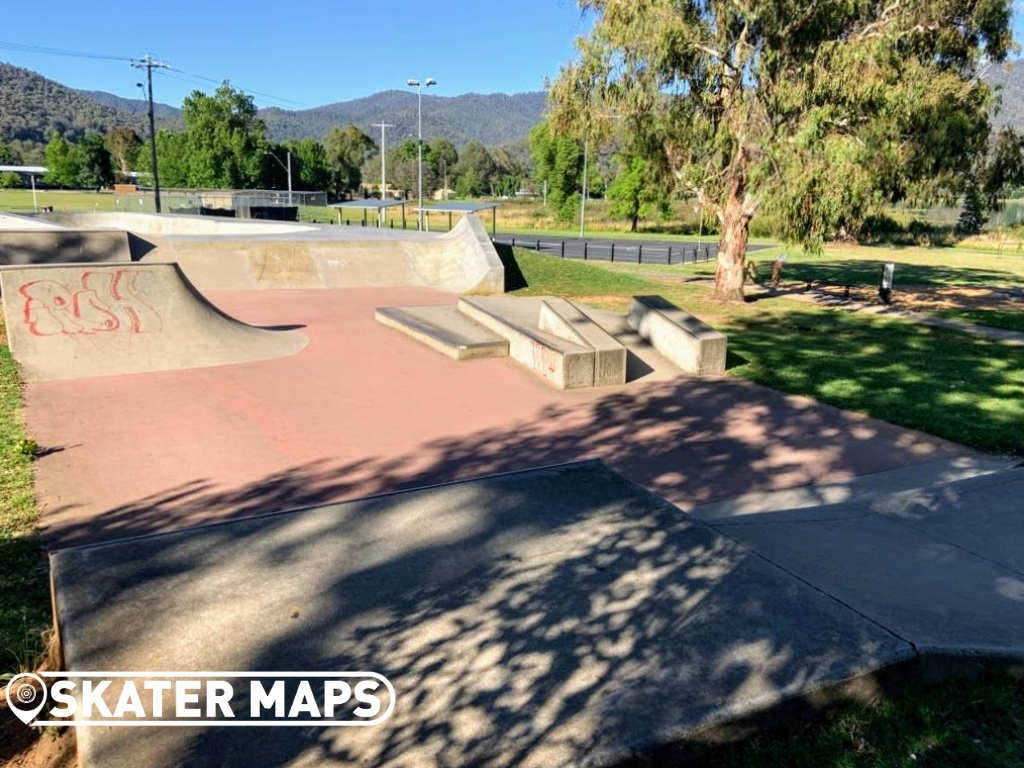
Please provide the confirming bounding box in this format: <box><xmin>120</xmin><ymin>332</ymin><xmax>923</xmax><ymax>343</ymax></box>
<box><xmin>0</xmin><ymin>40</ymin><xmax>307</xmax><ymax>110</ymax></box>
<box><xmin>163</xmin><ymin>67</ymin><xmax>308</xmax><ymax>109</ymax></box>
<box><xmin>0</xmin><ymin>40</ymin><xmax>132</xmax><ymax>62</ymax></box>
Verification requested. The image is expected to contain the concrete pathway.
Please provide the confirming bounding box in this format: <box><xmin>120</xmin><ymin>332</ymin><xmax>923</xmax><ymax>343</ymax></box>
<box><xmin>776</xmin><ymin>285</ymin><xmax>1024</xmax><ymax>346</ymax></box>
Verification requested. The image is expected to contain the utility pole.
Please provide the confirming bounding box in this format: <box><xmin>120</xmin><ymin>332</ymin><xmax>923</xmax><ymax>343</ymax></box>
<box><xmin>371</xmin><ymin>122</ymin><xmax>394</xmax><ymax>226</ymax></box>
<box><xmin>132</xmin><ymin>54</ymin><xmax>170</xmax><ymax>213</ymax></box>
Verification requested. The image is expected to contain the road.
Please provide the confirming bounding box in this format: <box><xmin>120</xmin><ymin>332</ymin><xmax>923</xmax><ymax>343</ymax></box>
<box><xmin>492</xmin><ymin>233</ymin><xmax>773</xmax><ymax>266</ymax></box>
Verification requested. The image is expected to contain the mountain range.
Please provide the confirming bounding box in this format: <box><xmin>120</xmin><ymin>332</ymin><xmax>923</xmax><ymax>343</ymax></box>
<box><xmin>0</xmin><ymin>62</ymin><xmax>547</xmax><ymax>149</ymax></box>
<box><xmin>4</xmin><ymin>59</ymin><xmax>1024</xmax><ymax>155</ymax></box>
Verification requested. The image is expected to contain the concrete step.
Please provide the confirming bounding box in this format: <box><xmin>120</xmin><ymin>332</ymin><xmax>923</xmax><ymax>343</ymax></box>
<box><xmin>375</xmin><ymin>305</ymin><xmax>509</xmax><ymax>360</ymax></box>
<box><xmin>458</xmin><ymin>296</ymin><xmax>600</xmax><ymax>388</ymax></box>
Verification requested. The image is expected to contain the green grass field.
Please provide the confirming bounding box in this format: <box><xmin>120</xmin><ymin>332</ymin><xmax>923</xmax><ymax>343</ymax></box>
<box><xmin>506</xmin><ymin>247</ymin><xmax>1024</xmax><ymax>455</ymax></box>
<box><xmin>0</xmin><ymin>318</ymin><xmax>49</xmax><ymax>678</ymax></box>
<box><xmin>699</xmin><ymin>673</ymin><xmax>1024</xmax><ymax>768</ymax></box>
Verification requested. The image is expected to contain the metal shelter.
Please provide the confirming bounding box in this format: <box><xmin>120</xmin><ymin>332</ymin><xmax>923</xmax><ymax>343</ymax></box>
<box><xmin>328</xmin><ymin>200</ymin><xmax>407</xmax><ymax>227</ymax></box>
<box><xmin>0</xmin><ymin>166</ymin><xmax>47</xmax><ymax>210</ymax></box>
<box><xmin>416</xmin><ymin>201</ymin><xmax>502</xmax><ymax>235</ymax></box>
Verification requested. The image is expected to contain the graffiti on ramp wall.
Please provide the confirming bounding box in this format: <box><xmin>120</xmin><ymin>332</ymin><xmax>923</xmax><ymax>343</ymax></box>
<box><xmin>20</xmin><ymin>269</ymin><xmax>163</xmax><ymax>337</ymax></box>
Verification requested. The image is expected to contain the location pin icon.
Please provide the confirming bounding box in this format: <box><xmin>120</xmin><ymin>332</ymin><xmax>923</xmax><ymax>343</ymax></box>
<box><xmin>5</xmin><ymin>673</ymin><xmax>48</xmax><ymax>725</ymax></box>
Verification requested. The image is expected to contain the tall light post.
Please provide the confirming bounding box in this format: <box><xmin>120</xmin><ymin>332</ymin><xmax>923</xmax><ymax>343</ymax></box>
<box><xmin>266</xmin><ymin>149</ymin><xmax>293</xmax><ymax>205</ymax></box>
<box><xmin>371</xmin><ymin>122</ymin><xmax>394</xmax><ymax>225</ymax></box>
<box><xmin>406</xmin><ymin>77</ymin><xmax>436</xmax><ymax>230</ymax></box>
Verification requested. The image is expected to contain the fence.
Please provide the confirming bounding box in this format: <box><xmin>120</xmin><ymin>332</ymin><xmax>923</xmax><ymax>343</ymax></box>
<box><xmin>119</xmin><ymin>189</ymin><xmax>329</xmax><ymax>219</ymax></box>
<box><xmin>491</xmin><ymin>236</ymin><xmax>719</xmax><ymax>266</ymax></box>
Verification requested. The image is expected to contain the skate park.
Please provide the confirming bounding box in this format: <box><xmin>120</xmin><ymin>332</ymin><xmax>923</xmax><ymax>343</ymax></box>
<box><xmin>1</xmin><ymin>210</ymin><xmax>1022</xmax><ymax>767</ymax></box>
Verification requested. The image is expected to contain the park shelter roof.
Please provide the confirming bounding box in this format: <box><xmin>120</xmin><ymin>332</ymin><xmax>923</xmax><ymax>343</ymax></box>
<box><xmin>328</xmin><ymin>200</ymin><xmax>407</xmax><ymax>210</ymax></box>
<box><xmin>416</xmin><ymin>201</ymin><xmax>501</xmax><ymax>213</ymax></box>
<box><xmin>0</xmin><ymin>165</ymin><xmax>47</xmax><ymax>174</ymax></box>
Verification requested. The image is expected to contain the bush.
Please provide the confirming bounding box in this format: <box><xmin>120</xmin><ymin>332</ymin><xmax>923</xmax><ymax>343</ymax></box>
<box><xmin>0</xmin><ymin>171</ymin><xmax>22</xmax><ymax>189</ymax></box>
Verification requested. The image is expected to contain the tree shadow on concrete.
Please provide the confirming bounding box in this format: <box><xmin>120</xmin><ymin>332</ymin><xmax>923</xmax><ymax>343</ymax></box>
<box><xmin>43</xmin><ymin>375</ymin><xmax>955</xmax><ymax>550</ymax></box>
<box><xmin>55</xmin><ymin>461</ymin><xmax>912</xmax><ymax>768</ymax></box>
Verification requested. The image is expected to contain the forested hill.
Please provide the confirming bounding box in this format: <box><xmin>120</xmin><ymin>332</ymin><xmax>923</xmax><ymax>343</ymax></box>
<box><xmin>0</xmin><ymin>63</ymin><xmax>160</xmax><ymax>142</ymax></box>
<box><xmin>257</xmin><ymin>90</ymin><xmax>548</xmax><ymax>147</ymax></box>
<box><xmin>86</xmin><ymin>87</ymin><xmax>548</xmax><ymax>148</ymax></box>
<box><xmin>1</xmin><ymin>61</ymin><xmax>548</xmax><ymax>148</ymax></box>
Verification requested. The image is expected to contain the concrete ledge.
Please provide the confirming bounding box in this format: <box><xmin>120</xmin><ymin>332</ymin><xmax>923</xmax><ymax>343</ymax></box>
<box><xmin>375</xmin><ymin>305</ymin><xmax>509</xmax><ymax>360</ymax></box>
<box><xmin>538</xmin><ymin>298</ymin><xmax>627</xmax><ymax>386</ymax></box>
<box><xmin>458</xmin><ymin>296</ymin><xmax>595</xmax><ymax>388</ymax></box>
<box><xmin>628</xmin><ymin>294</ymin><xmax>727</xmax><ymax>375</ymax></box>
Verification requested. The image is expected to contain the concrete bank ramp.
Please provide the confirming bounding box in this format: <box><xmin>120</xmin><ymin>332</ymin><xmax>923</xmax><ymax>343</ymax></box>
<box><xmin>0</xmin><ymin>228</ymin><xmax>134</xmax><ymax>266</ymax></box>
<box><xmin>144</xmin><ymin>214</ymin><xmax>504</xmax><ymax>294</ymax></box>
<box><xmin>31</xmin><ymin>210</ymin><xmax>315</xmax><ymax>236</ymax></box>
<box><xmin>0</xmin><ymin>212</ymin><xmax>70</xmax><ymax>230</ymax></box>
<box><xmin>51</xmin><ymin>461</ymin><xmax>912</xmax><ymax>768</ymax></box>
<box><xmin>0</xmin><ymin>263</ymin><xmax>307</xmax><ymax>381</ymax></box>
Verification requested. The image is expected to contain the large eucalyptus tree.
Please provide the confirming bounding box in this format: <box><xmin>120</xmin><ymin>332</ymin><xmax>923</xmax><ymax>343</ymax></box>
<box><xmin>551</xmin><ymin>1</ymin><xmax>1013</xmax><ymax>299</ymax></box>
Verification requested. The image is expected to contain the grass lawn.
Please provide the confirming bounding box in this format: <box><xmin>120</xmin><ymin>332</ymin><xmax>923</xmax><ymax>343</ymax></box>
<box><xmin>507</xmin><ymin>247</ymin><xmax>1024</xmax><ymax>455</ymax></box>
<box><xmin>699</xmin><ymin>673</ymin><xmax>1024</xmax><ymax>768</ymax></box>
<box><xmin>0</xmin><ymin>317</ymin><xmax>50</xmax><ymax>679</ymax></box>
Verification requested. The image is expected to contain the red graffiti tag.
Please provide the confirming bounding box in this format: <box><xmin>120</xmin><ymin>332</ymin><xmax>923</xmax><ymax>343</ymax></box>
<box><xmin>20</xmin><ymin>270</ymin><xmax>162</xmax><ymax>337</ymax></box>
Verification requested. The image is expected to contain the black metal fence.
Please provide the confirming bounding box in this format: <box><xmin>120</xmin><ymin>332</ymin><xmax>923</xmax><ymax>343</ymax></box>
<box><xmin>492</xmin><ymin>236</ymin><xmax>718</xmax><ymax>266</ymax></box>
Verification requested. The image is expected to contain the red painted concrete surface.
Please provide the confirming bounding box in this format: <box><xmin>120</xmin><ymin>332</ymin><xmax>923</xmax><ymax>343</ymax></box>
<box><xmin>23</xmin><ymin>287</ymin><xmax>964</xmax><ymax>549</ymax></box>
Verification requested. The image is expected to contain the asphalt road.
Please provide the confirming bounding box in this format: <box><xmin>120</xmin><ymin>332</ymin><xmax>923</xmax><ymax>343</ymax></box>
<box><xmin>492</xmin><ymin>233</ymin><xmax>772</xmax><ymax>266</ymax></box>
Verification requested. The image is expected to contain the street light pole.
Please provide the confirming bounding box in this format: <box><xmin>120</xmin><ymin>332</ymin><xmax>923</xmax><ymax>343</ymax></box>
<box><xmin>407</xmin><ymin>77</ymin><xmax>436</xmax><ymax>230</ymax></box>
<box><xmin>371</xmin><ymin>122</ymin><xmax>394</xmax><ymax>226</ymax></box>
<box><xmin>266</xmin><ymin>150</ymin><xmax>292</xmax><ymax>205</ymax></box>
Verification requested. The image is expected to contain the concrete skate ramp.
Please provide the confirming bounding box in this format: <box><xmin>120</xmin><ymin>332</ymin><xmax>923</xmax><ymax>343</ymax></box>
<box><xmin>0</xmin><ymin>262</ymin><xmax>307</xmax><ymax>381</ymax></box>
<box><xmin>0</xmin><ymin>212</ymin><xmax>69</xmax><ymax>230</ymax></box>
<box><xmin>32</xmin><ymin>210</ymin><xmax>315</xmax><ymax>236</ymax></box>
<box><xmin>51</xmin><ymin>461</ymin><xmax>912</xmax><ymax>768</ymax></box>
<box><xmin>146</xmin><ymin>214</ymin><xmax>504</xmax><ymax>294</ymax></box>
<box><xmin>0</xmin><ymin>228</ymin><xmax>134</xmax><ymax>267</ymax></box>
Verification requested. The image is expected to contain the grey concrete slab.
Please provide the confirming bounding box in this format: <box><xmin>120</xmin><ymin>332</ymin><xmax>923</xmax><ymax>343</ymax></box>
<box><xmin>459</xmin><ymin>296</ymin><xmax>596</xmax><ymax>388</ymax></box>
<box><xmin>705</xmin><ymin>469</ymin><xmax>1024</xmax><ymax>656</ymax></box>
<box><xmin>693</xmin><ymin>455</ymin><xmax>1018</xmax><ymax>522</ymax></box>
<box><xmin>628</xmin><ymin>295</ymin><xmax>728</xmax><ymax>375</ymax></box>
<box><xmin>52</xmin><ymin>461</ymin><xmax>911</xmax><ymax>768</ymax></box>
<box><xmin>539</xmin><ymin>298</ymin><xmax>627</xmax><ymax>386</ymax></box>
<box><xmin>375</xmin><ymin>305</ymin><xmax>510</xmax><ymax>360</ymax></box>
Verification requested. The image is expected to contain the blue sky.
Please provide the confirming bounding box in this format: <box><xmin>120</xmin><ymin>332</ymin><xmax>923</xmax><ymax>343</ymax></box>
<box><xmin>1</xmin><ymin>1</ymin><xmax>1022</xmax><ymax>111</ymax></box>
<box><xmin>0</xmin><ymin>0</ymin><xmax>591</xmax><ymax>109</ymax></box>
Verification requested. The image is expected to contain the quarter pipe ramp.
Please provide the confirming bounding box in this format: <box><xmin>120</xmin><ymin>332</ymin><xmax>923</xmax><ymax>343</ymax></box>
<box><xmin>0</xmin><ymin>262</ymin><xmax>307</xmax><ymax>381</ymax></box>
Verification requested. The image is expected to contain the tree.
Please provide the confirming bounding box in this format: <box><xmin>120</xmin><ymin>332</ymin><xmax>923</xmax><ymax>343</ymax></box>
<box><xmin>0</xmin><ymin>140</ymin><xmax>13</xmax><ymax>165</ymax></box>
<box><xmin>77</xmin><ymin>132</ymin><xmax>114</xmax><ymax>190</ymax></box>
<box><xmin>551</xmin><ymin>1</ymin><xmax>1013</xmax><ymax>300</ymax></box>
<box><xmin>429</xmin><ymin>138</ymin><xmax>458</xmax><ymax>195</ymax></box>
<box><xmin>177</xmin><ymin>83</ymin><xmax>268</xmax><ymax>188</ymax></box>
<box><xmin>288</xmin><ymin>138</ymin><xmax>331</xmax><ymax>191</ymax></box>
<box><xmin>105</xmin><ymin>127</ymin><xmax>142</xmax><ymax>180</ymax></box>
<box><xmin>325</xmin><ymin>124</ymin><xmax>375</xmax><ymax>198</ymax></box>
<box><xmin>529</xmin><ymin>121</ymin><xmax>583</xmax><ymax>222</ymax></box>
<box><xmin>957</xmin><ymin>173</ymin><xmax>987</xmax><ymax>235</ymax></box>
<box><xmin>606</xmin><ymin>155</ymin><xmax>670</xmax><ymax>232</ymax></box>
<box><xmin>0</xmin><ymin>172</ymin><xmax>22</xmax><ymax>189</ymax></box>
<box><xmin>453</xmin><ymin>142</ymin><xmax>496</xmax><ymax>198</ymax></box>
<box><xmin>43</xmin><ymin>133</ymin><xmax>79</xmax><ymax>187</ymax></box>
<box><xmin>981</xmin><ymin>127</ymin><xmax>1024</xmax><ymax>210</ymax></box>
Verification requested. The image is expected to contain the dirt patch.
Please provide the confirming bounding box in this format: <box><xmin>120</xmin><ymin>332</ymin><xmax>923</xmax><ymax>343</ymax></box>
<box><xmin>797</xmin><ymin>283</ymin><xmax>1023</xmax><ymax>313</ymax></box>
<box><xmin>0</xmin><ymin>706</ymin><xmax>75</xmax><ymax>768</ymax></box>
